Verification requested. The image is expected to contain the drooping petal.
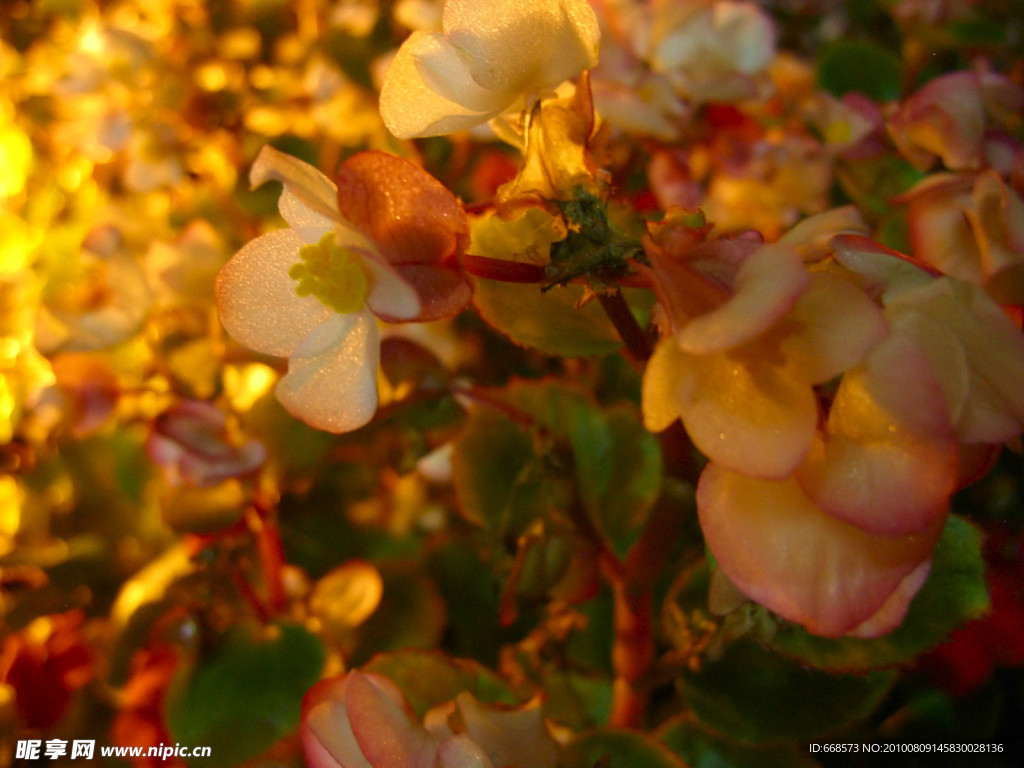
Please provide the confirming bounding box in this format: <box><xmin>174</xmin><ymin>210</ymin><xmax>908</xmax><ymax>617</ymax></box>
<box><xmin>250</xmin><ymin>144</ymin><xmax>341</xmax><ymax>225</ymax></box>
<box><xmin>697</xmin><ymin>462</ymin><xmax>944</xmax><ymax>637</ymax></box>
<box><xmin>643</xmin><ymin>340</ymin><xmax>818</xmax><ymax>479</ymax></box>
<box><xmin>275</xmin><ymin>310</ymin><xmax>380</xmax><ymax>433</ymax></box>
<box><xmin>676</xmin><ymin>243</ymin><xmax>809</xmax><ymax>355</ymax></box>
<box><xmin>215</xmin><ymin>229</ymin><xmax>331</xmax><ymax>358</ymax></box>
<box><xmin>442</xmin><ymin>0</ymin><xmax>599</xmax><ymax>96</ymax></box>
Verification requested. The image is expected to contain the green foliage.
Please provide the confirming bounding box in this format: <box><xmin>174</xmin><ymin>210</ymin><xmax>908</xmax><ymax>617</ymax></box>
<box><xmin>678</xmin><ymin>638</ymin><xmax>896</xmax><ymax>744</ymax></box>
<box><xmin>657</xmin><ymin>715</ymin><xmax>820</xmax><ymax>768</ymax></box>
<box><xmin>817</xmin><ymin>40</ymin><xmax>903</xmax><ymax>101</ymax></box>
<box><xmin>767</xmin><ymin>516</ymin><xmax>990</xmax><ymax>672</ymax></box>
<box><xmin>166</xmin><ymin>622</ymin><xmax>325</xmax><ymax>767</ymax></box>
<box><xmin>561</xmin><ymin>729</ymin><xmax>691</xmax><ymax>768</ymax></box>
<box><xmin>362</xmin><ymin>649</ymin><xmax>516</xmax><ymax>718</ymax></box>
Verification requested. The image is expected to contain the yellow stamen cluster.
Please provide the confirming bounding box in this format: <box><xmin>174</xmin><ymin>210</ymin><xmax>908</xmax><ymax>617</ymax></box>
<box><xmin>290</xmin><ymin>233</ymin><xmax>370</xmax><ymax>314</ymax></box>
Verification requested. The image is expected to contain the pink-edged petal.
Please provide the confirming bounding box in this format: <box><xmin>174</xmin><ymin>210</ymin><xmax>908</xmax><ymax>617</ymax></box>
<box><xmin>888</xmin><ymin>278</ymin><xmax>1024</xmax><ymax>443</ymax></box>
<box><xmin>830</xmin><ymin>234</ymin><xmax>936</xmax><ymax>300</ymax></box>
<box><xmin>676</xmin><ymin>244</ymin><xmax>809</xmax><ymax>355</ymax></box>
<box><xmin>887</xmin><ymin>72</ymin><xmax>985</xmax><ymax>171</ymax></box>
<box><xmin>361</xmin><ymin>253</ymin><xmax>421</xmax><ymax>321</ymax></box>
<box><xmin>697</xmin><ymin>462</ymin><xmax>945</xmax><ymax>638</ymax></box>
<box><xmin>646</xmin><ymin>341</ymin><xmax>818</xmax><ymax>479</ymax></box>
<box><xmin>275</xmin><ymin>310</ymin><xmax>380</xmax><ymax>433</ymax></box>
<box><xmin>845</xmin><ymin>559</ymin><xmax>932</xmax><ymax>639</ymax></box>
<box><xmin>216</xmin><ymin>229</ymin><xmax>331</xmax><ymax>358</ymax></box>
<box><xmin>797</xmin><ymin>432</ymin><xmax>955</xmax><ymax>537</ymax></box>
<box><xmin>777</xmin><ymin>268</ymin><xmax>887</xmax><ymax>385</ymax></box>
<box><xmin>776</xmin><ymin>205</ymin><xmax>867</xmax><ymax>261</ymax></box>
<box><xmin>302</xmin><ymin>675</ymin><xmax>373</xmax><ymax>768</ymax></box>
<box><xmin>438</xmin><ymin>736</ymin><xmax>495</xmax><ymax>768</ymax></box>
<box><xmin>379</xmin><ymin>31</ymin><xmax>510</xmax><ymax>139</ymax></box>
<box><xmin>345</xmin><ymin>671</ymin><xmax>440</xmax><ymax>768</ymax></box>
<box><xmin>443</xmin><ymin>0</ymin><xmax>599</xmax><ymax>95</ymax></box>
<box><xmin>456</xmin><ymin>694</ymin><xmax>558</xmax><ymax>768</ymax></box>
<box><xmin>250</xmin><ymin>145</ymin><xmax>341</xmax><ymax>224</ymax></box>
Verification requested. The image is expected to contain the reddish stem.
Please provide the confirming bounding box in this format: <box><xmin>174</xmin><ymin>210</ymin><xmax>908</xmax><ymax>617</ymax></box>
<box><xmin>461</xmin><ymin>253</ymin><xmax>548</xmax><ymax>283</ymax></box>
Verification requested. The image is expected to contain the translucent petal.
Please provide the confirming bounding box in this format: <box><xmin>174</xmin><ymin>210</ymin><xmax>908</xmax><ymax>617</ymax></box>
<box><xmin>304</xmin><ymin>680</ymin><xmax>373</xmax><ymax>768</ymax></box>
<box><xmin>677</xmin><ymin>348</ymin><xmax>818</xmax><ymax>479</ymax></box>
<box><xmin>641</xmin><ymin>339</ymin><xmax>685</xmax><ymax>433</ymax></box>
<box><xmin>777</xmin><ymin>268</ymin><xmax>887</xmax><ymax>384</ymax></box>
<box><xmin>362</xmin><ymin>253</ymin><xmax>421</xmax><ymax>321</ymax></box>
<box><xmin>380</xmin><ymin>31</ymin><xmax>509</xmax><ymax>139</ymax></box>
<box><xmin>250</xmin><ymin>145</ymin><xmax>340</xmax><ymax>224</ymax></box>
<box><xmin>345</xmin><ymin>671</ymin><xmax>440</xmax><ymax>768</ymax></box>
<box><xmin>697</xmin><ymin>463</ymin><xmax>944</xmax><ymax>637</ymax></box>
<box><xmin>275</xmin><ymin>310</ymin><xmax>380</xmax><ymax>433</ymax></box>
<box><xmin>216</xmin><ymin>229</ymin><xmax>331</xmax><ymax>358</ymax></box>
<box><xmin>443</xmin><ymin>0</ymin><xmax>599</xmax><ymax>95</ymax></box>
<box><xmin>677</xmin><ymin>244</ymin><xmax>809</xmax><ymax>355</ymax></box>
<box><xmin>438</xmin><ymin>736</ymin><xmax>495</xmax><ymax>768</ymax></box>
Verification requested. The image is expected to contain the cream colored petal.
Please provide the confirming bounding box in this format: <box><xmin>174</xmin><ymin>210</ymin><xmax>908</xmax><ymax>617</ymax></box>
<box><xmin>438</xmin><ymin>736</ymin><xmax>495</xmax><ymax>768</ymax></box>
<box><xmin>380</xmin><ymin>31</ymin><xmax>510</xmax><ymax>139</ymax></box>
<box><xmin>679</xmin><ymin>350</ymin><xmax>818</xmax><ymax>479</ymax></box>
<box><xmin>361</xmin><ymin>253</ymin><xmax>421</xmax><ymax>321</ymax></box>
<box><xmin>777</xmin><ymin>269</ymin><xmax>887</xmax><ymax>384</ymax></box>
<box><xmin>697</xmin><ymin>463</ymin><xmax>944</xmax><ymax>638</ymax></box>
<box><xmin>305</xmin><ymin>696</ymin><xmax>373</xmax><ymax>768</ymax></box>
<box><xmin>443</xmin><ymin>0</ymin><xmax>599</xmax><ymax>95</ymax></box>
<box><xmin>641</xmin><ymin>338</ymin><xmax>685</xmax><ymax>433</ymax></box>
<box><xmin>216</xmin><ymin>229</ymin><xmax>331</xmax><ymax>358</ymax></box>
<box><xmin>677</xmin><ymin>243</ymin><xmax>809</xmax><ymax>355</ymax></box>
<box><xmin>456</xmin><ymin>694</ymin><xmax>558</xmax><ymax>768</ymax></box>
<box><xmin>275</xmin><ymin>309</ymin><xmax>380</xmax><ymax>433</ymax></box>
<box><xmin>251</xmin><ymin>145</ymin><xmax>341</xmax><ymax>224</ymax></box>
<box><xmin>345</xmin><ymin>671</ymin><xmax>441</xmax><ymax>768</ymax></box>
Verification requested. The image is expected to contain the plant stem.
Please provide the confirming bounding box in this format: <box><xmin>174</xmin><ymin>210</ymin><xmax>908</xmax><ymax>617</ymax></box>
<box><xmin>597</xmin><ymin>288</ymin><xmax>653</xmax><ymax>364</ymax></box>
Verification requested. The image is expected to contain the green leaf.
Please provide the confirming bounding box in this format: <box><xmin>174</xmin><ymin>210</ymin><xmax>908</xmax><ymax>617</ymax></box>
<box><xmin>678</xmin><ymin>637</ymin><xmax>896</xmax><ymax>744</ymax></box>
<box><xmin>362</xmin><ymin>649</ymin><xmax>516</xmax><ymax>719</ymax></box>
<box><xmin>469</xmin><ymin>209</ymin><xmax>621</xmax><ymax>356</ymax></box>
<box><xmin>817</xmin><ymin>40</ymin><xmax>902</xmax><ymax>102</ymax></box>
<box><xmin>450</xmin><ymin>405</ymin><xmax>549</xmax><ymax>537</ymax></box>
<box><xmin>766</xmin><ymin>516</ymin><xmax>990</xmax><ymax>672</ymax></box>
<box><xmin>657</xmin><ymin>714</ymin><xmax>820</xmax><ymax>768</ymax></box>
<box><xmin>166</xmin><ymin>622</ymin><xmax>325</xmax><ymax>767</ymax></box>
<box><xmin>502</xmin><ymin>382</ymin><xmax>662</xmax><ymax>557</ymax></box>
<box><xmin>563</xmin><ymin>730</ymin><xmax>691</xmax><ymax>768</ymax></box>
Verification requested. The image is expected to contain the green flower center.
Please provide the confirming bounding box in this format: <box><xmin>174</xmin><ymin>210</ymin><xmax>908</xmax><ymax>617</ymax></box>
<box><xmin>290</xmin><ymin>233</ymin><xmax>370</xmax><ymax>314</ymax></box>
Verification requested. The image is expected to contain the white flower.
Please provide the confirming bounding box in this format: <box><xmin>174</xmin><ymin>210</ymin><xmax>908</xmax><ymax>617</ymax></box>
<box><xmin>379</xmin><ymin>0</ymin><xmax>600</xmax><ymax>138</ymax></box>
<box><xmin>216</xmin><ymin>146</ymin><xmax>420</xmax><ymax>433</ymax></box>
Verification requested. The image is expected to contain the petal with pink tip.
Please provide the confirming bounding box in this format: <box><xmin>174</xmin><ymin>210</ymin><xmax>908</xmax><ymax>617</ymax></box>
<box><xmin>676</xmin><ymin>244</ymin><xmax>809</xmax><ymax>355</ymax></box>
<box><xmin>844</xmin><ymin>559</ymin><xmax>932</xmax><ymax>639</ymax></box>
<box><xmin>345</xmin><ymin>671</ymin><xmax>441</xmax><ymax>768</ymax></box>
<box><xmin>303</xmin><ymin>676</ymin><xmax>374</xmax><ymax>768</ymax></box>
<box><xmin>275</xmin><ymin>309</ymin><xmax>380</xmax><ymax>433</ymax></box>
<box><xmin>697</xmin><ymin>462</ymin><xmax>944</xmax><ymax>637</ymax></box>
<box><xmin>215</xmin><ymin>229</ymin><xmax>331</xmax><ymax>358</ymax></box>
<box><xmin>361</xmin><ymin>253</ymin><xmax>421</xmax><ymax>322</ymax></box>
